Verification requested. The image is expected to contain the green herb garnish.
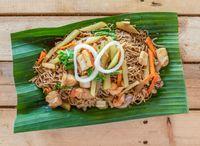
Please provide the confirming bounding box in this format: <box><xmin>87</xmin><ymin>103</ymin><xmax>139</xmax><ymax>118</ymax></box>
<box><xmin>57</xmin><ymin>50</ymin><xmax>74</xmax><ymax>70</ymax></box>
<box><xmin>54</xmin><ymin>82</ymin><xmax>73</xmax><ymax>90</ymax></box>
<box><xmin>109</xmin><ymin>70</ymin><xmax>123</xmax><ymax>76</ymax></box>
<box><xmin>54</xmin><ymin>82</ymin><xmax>61</xmax><ymax>90</ymax></box>
<box><xmin>87</xmin><ymin>68</ymin><xmax>105</xmax><ymax>81</ymax></box>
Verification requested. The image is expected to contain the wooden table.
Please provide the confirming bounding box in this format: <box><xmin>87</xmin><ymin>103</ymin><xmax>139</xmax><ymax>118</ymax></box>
<box><xmin>0</xmin><ymin>1</ymin><xmax>200</xmax><ymax>146</ymax></box>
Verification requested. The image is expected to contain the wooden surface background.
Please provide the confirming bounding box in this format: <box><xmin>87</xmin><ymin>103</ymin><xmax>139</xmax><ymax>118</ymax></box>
<box><xmin>0</xmin><ymin>1</ymin><xmax>200</xmax><ymax>146</ymax></box>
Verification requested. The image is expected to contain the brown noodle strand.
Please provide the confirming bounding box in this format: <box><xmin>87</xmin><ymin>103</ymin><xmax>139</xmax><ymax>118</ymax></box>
<box><xmin>30</xmin><ymin>28</ymin><xmax>152</xmax><ymax>110</ymax></box>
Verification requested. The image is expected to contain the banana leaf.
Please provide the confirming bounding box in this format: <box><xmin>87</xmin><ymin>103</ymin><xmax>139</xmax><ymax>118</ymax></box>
<box><xmin>12</xmin><ymin>12</ymin><xmax>188</xmax><ymax>133</ymax></box>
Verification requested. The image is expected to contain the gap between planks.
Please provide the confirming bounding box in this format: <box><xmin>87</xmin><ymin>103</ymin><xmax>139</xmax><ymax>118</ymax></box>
<box><xmin>0</xmin><ymin>0</ymin><xmax>200</xmax><ymax>16</ymax></box>
<box><xmin>0</xmin><ymin>13</ymin><xmax>200</xmax><ymax>17</ymax></box>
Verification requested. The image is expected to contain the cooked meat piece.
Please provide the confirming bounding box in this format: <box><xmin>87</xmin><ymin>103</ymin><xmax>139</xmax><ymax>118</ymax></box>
<box><xmin>138</xmin><ymin>51</ymin><xmax>148</xmax><ymax>66</ymax></box>
<box><xmin>156</xmin><ymin>48</ymin><xmax>169</xmax><ymax>67</ymax></box>
<box><xmin>61</xmin><ymin>73</ymin><xmax>77</xmax><ymax>87</ymax></box>
<box><xmin>45</xmin><ymin>91</ymin><xmax>62</xmax><ymax>108</ymax></box>
<box><xmin>96</xmin><ymin>100</ymin><xmax>108</xmax><ymax>109</ymax></box>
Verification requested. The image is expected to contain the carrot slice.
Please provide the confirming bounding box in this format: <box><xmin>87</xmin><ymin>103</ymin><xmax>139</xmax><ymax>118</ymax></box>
<box><xmin>92</xmin><ymin>43</ymin><xmax>98</xmax><ymax>51</ymax></box>
<box><xmin>37</xmin><ymin>50</ymin><xmax>47</xmax><ymax>64</ymax></box>
<box><xmin>44</xmin><ymin>87</ymin><xmax>51</xmax><ymax>94</ymax></box>
<box><xmin>148</xmin><ymin>49</ymin><xmax>156</xmax><ymax>75</ymax></box>
<box><xmin>145</xmin><ymin>37</ymin><xmax>156</xmax><ymax>56</ymax></box>
<box><xmin>143</xmin><ymin>73</ymin><xmax>154</xmax><ymax>84</ymax></box>
<box><xmin>145</xmin><ymin>49</ymin><xmax>160</xmax><ymax>95</ymax></box>
<box><xmin>147</xmin><ymin>74</ymin><xmax>159</xmax><ymax>94</ymax></box>
<box><xmin>113</xmin><ymin>95</ymin><xmax>125</xmax><ymax>107</ymax></box>
<box><xmin>117</xmin><ymin>73</ymin><xmax>123</xmax><ymax>86</ymax></box>
<box><xmin>59</xmin><ymin>41</ymin><xmax>76</xmax><ymax>50</ymax></box>
<box><xmin>88</xmin><ymin>51</ymin><xmax>95</xmax><ymax>66</ymax></box>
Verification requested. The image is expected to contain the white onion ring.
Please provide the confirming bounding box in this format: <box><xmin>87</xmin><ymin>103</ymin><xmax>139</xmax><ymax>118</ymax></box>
<box><xmin>74</xmin><ymin>44</ymin><xmax>98</xmax><ymax>83</ymax></box>
<box><xmin>94</xmin><ymin>41</ymin><xmax>125</xmax><ymax>74</ymax></box>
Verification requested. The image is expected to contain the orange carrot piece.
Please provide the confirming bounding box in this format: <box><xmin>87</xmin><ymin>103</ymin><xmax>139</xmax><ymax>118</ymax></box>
<box><xmin>148</xmin><ymin>49</ymin><xmax>156</xmax><ymax>75</ymax></box>
<box><xmin>88</xmin><ymin>51</ymin><xmax>95</xmax><ymax>66</ymax></box>
<box><xmin>118</xmin><ymin>51</ymin><xmax>121</xmax><ymax>61</ymax></box>
<box><xmin>146</xmin><ymin>48</ymin><xmax>159</xmax><ymax>94</ymax></box>
<box><xmin>37</xmin><ymin>50</ymin><xmax>47</xmax><ymax>64</ymax></box>
<box><xmin>147</xmin><ymin>75</ymin><xmax>159</xmax><ymax>94</ymax></box>
<box><xmin>113</xmin><ymin>95</ymin><xmax>125</xmax><ymax>107</ymax></box>
<box><xmin>144</xmin><ymin>46</ymin><xmax>160</xmax><ymax>95</ymax></box>
<box><xmin>136</xmin><ymin>49</ymin><xmax>157</xmax><ymax>94</ymax></box>
<box><xmin>145</xmin><ymin>37</ymin><xmax>156</xmax><ymax>56</ymax></box>
<box><xmin>70</xmin><ymin>89</ymin><xmax>76</xmax><ymax>98</ymax></box>
<box><xmin>117</xmin><ymin>73</ymin><xmax>123</xmax><ymax>86</ymax></box>
<box><xmin>59</xmin><ymin>41</ymin><xmax>76</xmax><ymax>50</ymax></box>
<box><xmin>70</xmin><ymin>88</ymin><xmax>82</xmax><ymax>98</ymax></box>
<box><xmin>92</xmin><ymin>43</ymin><xmax>98</xmax><ymax>51</ymax></box>
<box><xmin>44</xmin><ymin>87</ymin><xmax>51</xmax><ymax>94</ymax></box>
<box><xmin>143</xmin><ymin>73</ymin><xmax>154</xmax><ymax>84</ymax></box>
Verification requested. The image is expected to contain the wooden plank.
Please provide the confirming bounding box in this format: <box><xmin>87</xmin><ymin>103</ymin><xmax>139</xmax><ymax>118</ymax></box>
<box><xmin>0</xmin><ymin>63</ymin><xmax>199</xmax><ymax>108</ymax></box>
<box><xmin>0</xmin><ymin>62</ymin><xmax>13</xmax><ymax>85</ymax></box>
<box><xmin>183</xmin><ymin>64</ymin><xmax>200</xmax><ymax>109</ymax></box>
<box><xmin>0</xmin><ymin>108</ymin><xmax>171</xmax><ymax>146</ymax></box>
<box><xmin>171</xmin><ymin>111</ymin><xmax>200</xmax><ymax>146</ymax></box>
<box><xmin>2</xmin><ymin>63</ymin><xmax>199</xmax><ymax>85</ymax></box>
<box><xmin>0</xmin><ymin>16</ymin><xmax>98</xmax><ymax>61</ymax></box>
<box><xmin>186</xmin><ymin>79</ymin><xmax>200</xmax><ymax>109</ymax></box>
<box><xmin>0</xmin><ymin>0</ymin><xmax>200</xmax><ymax>15</ymax></box>
<box><xmin>184</xmin><ymin>65</ymin><xmax>200</xmax><ymax>108</ymax></box>
<box><xmin>1</xmin><ymin>109</ymin><xmax>200</xmax><ymax>146</ymax></box>
<box><xmin>178</xmin><ymin>17</ymin><xmax>200</xmax><ymax>62</ymax></box>
<box><xmin>0</xmin><ymin>16</ymin><xmax>199</xmax><ymax>62</ymax></box>
<box><xmin>0</xmin><ymin>85</ymin><xmax>16</xmax><ymax>106</ymax></box>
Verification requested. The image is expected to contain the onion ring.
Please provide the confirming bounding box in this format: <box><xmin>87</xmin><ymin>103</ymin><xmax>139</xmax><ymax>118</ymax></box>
<box><xmin>74</xmin><ymin>44</ymin><xmax>98</xmax><ymax>83</ymax></box>
<box><xmin>94</xmin><ymin>41</ymin><xmax>124</xmax><ymax>74</ymax></box>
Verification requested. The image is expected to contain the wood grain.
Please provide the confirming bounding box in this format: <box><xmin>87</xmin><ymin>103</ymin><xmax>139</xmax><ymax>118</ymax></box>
<box><xmin>0</xmin><ymin>16</ymin><xmax>199</xmax><ymax>107</ymax></box>
<box><xmin>171</xmin><ymin>111</ymin><xmax>200</xmax><ymax>146</ymax></box>
<box><xmin>1</xmin><ymin>109</ymin><xmax>200</xmax><ymax>146</ymax></box>
<box><xmin>0</xmin><ymin>1</ymin><xmax>199</xmax><ymax>145</ymax></box>
<box><xmin>184</xmin><ymin>64</ymin><xmax>200</xmax><ymax>109</ymax></box>
<box><xmin>0</xmin><ymin>108</ymin><xmax>173</xmax><ymax>146</ymax></box>
<box><xmin>0</xmin><ymin>85</ymin><xmax>16</xmax><ymax>106</ymax></box>
<box><xmin>0</xmin><ymin>0</ymin><xmax>200</xmax><ymax>15</ymax></box>
<box><xmin>0</xmin><ymin>16</ymin><xmax>199</xmax><ymax>62</ymax></box>
<box><xmin>178</xmin><ymin>17</ymin><xmax>200</xmax><ymax>62</ymax></box>
<box><xmin>0</xmin><ymin>62</ymin><xmax>13</xmax><ymax>85</ymax></box>
<box><xmin>2</xmin><ymin>63</ymin><xmax>199</xmax><ymax>85</ymax></box>
<box><xmin>0</xmin><ymin>16</ymin><xmax>99</xmax><ymax>61</ymax></box>
<box><xmin>0</xmin><ymin>63</ymin><xmax>199</xmax><ymax>108</ymax></box>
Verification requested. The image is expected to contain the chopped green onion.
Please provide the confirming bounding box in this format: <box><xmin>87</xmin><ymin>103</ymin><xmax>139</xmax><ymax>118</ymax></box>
<box><xmin>87</xmin><ymin>68</ymin><xmax>105</xmax><ymax>81</ymax></box>
<box><xmin>110</xmin><ymin>70</ymin><xmax>123</xmax><ymax>76</ymax></box>
<box><xmin>57</xmin><ymin>50</ymin><xmax>74</xmax><ymax>70</ymax></box>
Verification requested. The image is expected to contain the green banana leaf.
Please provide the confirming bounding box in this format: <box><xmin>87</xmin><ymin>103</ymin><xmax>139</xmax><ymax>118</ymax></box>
<box><xmin>12</xmin><ymin>12</ymin><xmax>188</xmax><ymax>133</ymax></box>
